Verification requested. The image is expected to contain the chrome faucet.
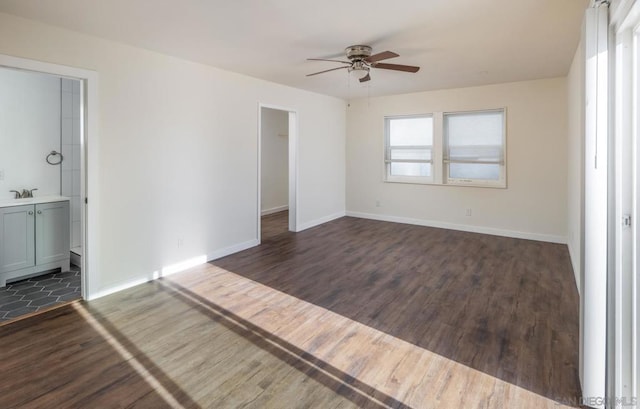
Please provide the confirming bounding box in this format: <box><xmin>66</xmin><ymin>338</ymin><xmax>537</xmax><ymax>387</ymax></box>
<box><xmin>22</xmin><ymin>188</ymin><xmax>38</xmax><ymax>198</ymax></box>
<box><xmin>9</xmin><ymin>188</ymin><xmax>37</xmax><ymax>199</ymax></box>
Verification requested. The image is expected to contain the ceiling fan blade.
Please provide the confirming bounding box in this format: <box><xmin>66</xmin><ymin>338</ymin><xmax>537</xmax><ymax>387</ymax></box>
<box><xmin>365</xmin><ymin>51</ymin><xmax>399</xmax><ymax>63</ymax></box>
<box><xmin>359</xmin><ymin>73</ymin><xmax>371</xmax><ymax>83</ymax></box>
<box><xmin>372</xmin><ymin>63</ymin><xmax>420</xmax><ymax>73</ymax></box>
<box><xmin>306</xmin><ymin>66</ymin><xmax>350</xmax><ymax>77</ymax></box>
<box><xmin>307</xmin><ymin>58</ymin><xmax>351</xmax><ymax>64</ymax></box>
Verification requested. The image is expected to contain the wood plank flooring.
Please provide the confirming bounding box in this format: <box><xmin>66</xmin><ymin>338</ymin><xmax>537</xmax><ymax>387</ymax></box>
<box><xmin>0</xmin><ymin>213</ymin><xmax>581</xmax><ymax>408</ymax></box>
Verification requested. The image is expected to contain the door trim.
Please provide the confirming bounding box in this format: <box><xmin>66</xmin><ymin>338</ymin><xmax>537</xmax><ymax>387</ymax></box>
<box><xmin>257</xmin><ymin>103</ymin><xmax>299</xmax><ymax>242</ymax></box>
<box><xmin>0</xmin><ymin>53</ymin><xmax>100</xmax><ymax>300</ymax></box>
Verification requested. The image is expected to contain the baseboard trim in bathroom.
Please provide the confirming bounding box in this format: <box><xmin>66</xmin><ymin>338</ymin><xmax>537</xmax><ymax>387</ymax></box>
<box><xmin>70</xmin><ymin>251</ymin><xmax>81</xmax><ymax>267</ymax></box>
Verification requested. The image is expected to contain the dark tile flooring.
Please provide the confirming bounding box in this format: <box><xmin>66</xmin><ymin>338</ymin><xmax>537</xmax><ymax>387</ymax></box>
<box><xmin>0</xmin><ymin>267</ymin><xmax>81</xmax><ymax>322</ymax></box>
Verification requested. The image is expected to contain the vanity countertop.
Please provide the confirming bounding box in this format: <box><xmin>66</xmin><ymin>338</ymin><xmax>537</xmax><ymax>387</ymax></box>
<box><xmin>0</xmin><ymin>195</ymin><xmax>71</xmax><ymax>208</ymax></box>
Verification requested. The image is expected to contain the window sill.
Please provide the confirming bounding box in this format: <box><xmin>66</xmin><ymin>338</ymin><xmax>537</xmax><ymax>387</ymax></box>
<box><xmin>385</xmin><ymin>176</ymin><xmax>434</xmax><ymax>185</ymax></box>
<box><xmin>383</xmin><ymin>178</ymin><xmax>507</xmax><ymax>189</ymax></box>
<box><xmin>445</xmin><ymin>179</ymin><xmax>507</xmax><ymax>189</ymax></box>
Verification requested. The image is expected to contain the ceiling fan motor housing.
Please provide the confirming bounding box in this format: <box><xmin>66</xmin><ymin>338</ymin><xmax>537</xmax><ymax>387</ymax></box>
<box><xmin>346</xmin><ymin>45</ymin><xmax>372</xmax><ymax>61</ymax></box>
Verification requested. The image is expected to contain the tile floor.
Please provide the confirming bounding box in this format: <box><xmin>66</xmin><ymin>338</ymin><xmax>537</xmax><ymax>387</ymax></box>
<box><xmin>0</xmin><ymin>267</ymin><xmax>81</xmax><ymax>322</ymax></box>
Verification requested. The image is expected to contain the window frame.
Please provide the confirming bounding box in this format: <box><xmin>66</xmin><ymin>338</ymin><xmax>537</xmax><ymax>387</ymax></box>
<box><xmin>383</xmin><ymin>114</ymin><xmax>435</xmax><ymax>184</ymax></box>
<box><xmin>443</xmin><ymin>108</ymin><xmax>507</xmax><ymax>188</ymax></box>
<box><xmin>383</xmin><ymin>109</ymin><xmax>507</xmax><ymax>188</ymax></box>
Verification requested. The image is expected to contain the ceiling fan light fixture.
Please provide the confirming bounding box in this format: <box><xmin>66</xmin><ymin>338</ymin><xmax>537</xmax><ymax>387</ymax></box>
<box><xmin>359</xmin><ymin>72</ymin><xmax>371</xmax><ymax>83</ymax></box>
<box><xmin>306</xmin><ymin>45</ymin><xmax>420</xmax><ymax>82</ymax></box>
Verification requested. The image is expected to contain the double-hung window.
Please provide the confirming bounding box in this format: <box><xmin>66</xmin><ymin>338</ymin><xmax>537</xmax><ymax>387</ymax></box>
<box><xmin>384</xmin><ymin>109</ymin><xmax>506</xmax><ymax>187</ymax></box>
<box><xmin>443</xmin><ymin>109</ymin><xmax>506</xmax><ymax>187</ymax></box>
<box><xmin>384</xmin><ymin>115</ymin><xmax>434</xmax><ymax>183</ymax></box>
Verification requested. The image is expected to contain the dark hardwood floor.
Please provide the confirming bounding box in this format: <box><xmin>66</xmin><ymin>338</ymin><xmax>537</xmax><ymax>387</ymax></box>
<box><xmin>216</xmin><ymin>213</ymin><xmax>581</xmax><ymax>403</ymax></box>
<box><xmin>0</xmin><ymin>304</ymin><xmax>180</xmax><ymax>408</ymax></box>
<box><xmin>261</xmin><ymin>210</ymin><xmax>290</xmax><ymax>241</ymax></box>
<box><xmin>0</xmin><ymin>213</ymin><xmax>580</xmax><ymax>408</ymax></box>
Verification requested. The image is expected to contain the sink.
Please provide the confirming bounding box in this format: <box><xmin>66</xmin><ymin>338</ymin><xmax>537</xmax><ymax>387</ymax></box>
<box><xmin>0</xmin><ymin>196</ymin><xmax>69</xmax><ymax>208</ymax></box>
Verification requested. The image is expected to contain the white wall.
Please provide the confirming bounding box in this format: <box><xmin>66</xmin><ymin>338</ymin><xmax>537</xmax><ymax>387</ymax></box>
<box><xmin>346</xmin><ymin>78</ymin><xmax>568</xmax><ymax>243</ymax></box>
<box><xmin>567</xmin><ymin>41</ymin><xmax>585</xmax><ymax>292</ymax></box>
<box><xmin>0</xmin><ymin>12</ymin><xmax>346</xmax><ymax>296</ymax></box>
<box><xmin>59</xmin><ymin>78</ymin><xmax>82</xmax><ymax>250</ymax></box>
<box><xmin>0</xmin><ymin>68</ymin><xmax>60</xmax><ymax>201</ymax></box>
<box><xmin>261</xmin><ymin>107</ymin><xmax>288</xmax><ymax>214</ymax></box>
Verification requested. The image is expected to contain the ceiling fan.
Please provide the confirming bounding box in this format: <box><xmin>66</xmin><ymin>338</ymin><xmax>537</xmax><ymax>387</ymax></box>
<box><xmin>306</xmin><ymin>45</ymin><xmax>420</xmax><ymax>83</ymax></box>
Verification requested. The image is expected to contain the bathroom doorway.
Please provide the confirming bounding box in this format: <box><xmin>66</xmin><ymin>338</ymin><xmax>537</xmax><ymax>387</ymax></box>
<box><xmin>258</xmin><ymin>104</ymin><xmax>298</xmax><ymax>242</ymax></box>
<box><xmin>0</xmin><ymin>56</ymin><xmax>95</xmax><ymax>323</ymax></box>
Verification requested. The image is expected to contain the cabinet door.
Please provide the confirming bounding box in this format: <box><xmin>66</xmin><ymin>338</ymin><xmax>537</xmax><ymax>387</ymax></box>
<box><xmin>35</xmin><ymin>201</ymin><xmax>70</xmax><ymax>265</ymax></box>
<box><xmin>0</xmin><ymin>205</ymin><xmax>35</xmax><ymax>273</ymax></box>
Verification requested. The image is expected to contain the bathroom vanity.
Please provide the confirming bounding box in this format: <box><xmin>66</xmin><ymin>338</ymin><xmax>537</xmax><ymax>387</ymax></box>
<box><xmin>0</xmin><ymin>196</ymin><xmax>70</xmax><ymax>287</ymax></box>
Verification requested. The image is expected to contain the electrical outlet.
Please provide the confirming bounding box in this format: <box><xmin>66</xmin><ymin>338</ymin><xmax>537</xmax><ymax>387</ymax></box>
<box><xmin>177</xmin><ymin>238</ymin><xmax>184</xmax><ymax>248</ymax></box>
<box><xmin>465</xmin><ymin>208</ymin><xmax>472</xmax><ymax>217</ymax></box>
<box><xmin>375</xmin><ymin>200</ymin><xmax>381</xmax><ymax>207</ymax></box>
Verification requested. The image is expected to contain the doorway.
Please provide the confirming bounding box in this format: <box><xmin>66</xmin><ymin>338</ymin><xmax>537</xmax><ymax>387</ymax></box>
<box><xmin>258</xmin><ymin>104</ymin><xmax>297</xmax><ymax>242</ymax></box>
<box><xmin>0</xmin><ymin>54</ymin><xmax>97</xmax><ymax>322</ymax></box>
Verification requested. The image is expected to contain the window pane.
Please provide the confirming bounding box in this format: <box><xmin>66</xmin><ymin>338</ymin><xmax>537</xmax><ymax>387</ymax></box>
<box><xmin>449</xmin><ymin>163</ymin><xmax>500</xmax><ymax>180</ymax></box>
<box><xmin>449</xmin><ymin>145</ymin><xmax>502</xmax><ymax>162</ymax></box>
<box><xmin>444</xmin><ymin>110</ymin><xmax>505</xmax><ymax>185</ymax></box>
<box><xmin>390</xmin><ymin>162</ymin><xmax>431</xmax><ymax>177</ymax></box>
<box><xmin>390</xmin><ymin>148</ymin><xmax>432</xmax><ymax>161</ymax></box>
<box><xmin>445</xmin><ymin>111</ymin><xmax>503</xmax><ymax>146</ymax></box>
<box><xmin>389</xmin><ymin>117</ymin><xmax>433</xmax><ymax>146</ymax></box>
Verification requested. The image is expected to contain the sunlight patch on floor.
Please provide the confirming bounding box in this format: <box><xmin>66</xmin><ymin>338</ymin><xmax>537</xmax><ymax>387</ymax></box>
<box><xmin>162</xmin><ymin>264</ymin><xmax>577</xmax><ymax>409</ymax></box>
<box><xmin>72</xmin><ymin>302</ymin><xmax>187</xmax><ymax>409</ymax></box>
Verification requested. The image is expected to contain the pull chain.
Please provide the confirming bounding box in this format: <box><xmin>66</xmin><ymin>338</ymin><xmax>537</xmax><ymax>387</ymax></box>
<box><xmin>347</xmin><ymin>70</ymin><xmax>351</xmax><ymax>103</ymax></box>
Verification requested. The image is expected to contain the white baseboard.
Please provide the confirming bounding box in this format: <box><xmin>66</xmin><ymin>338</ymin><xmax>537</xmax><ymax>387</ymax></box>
<box><xmin>261</xmin><ymin>205</ymin><xmax>288</xmax><ymax>216</ymax></box>
<box><xmin>297</xmin><ymin>211</ymin><xmax>346</xmax><ymax>232</ymax></box>
<box><xmin>87</xmin><ymin>238</ymin><xmax>260</xmax><ymax>301</ymax></box>
<box><xmin>87</xmin><ymin>276</ymin><xmax>154</xmax><ymax>301</ymax></box>
<box><xmin>70</xmin><ymin>251</ymin><xmax>81</xmax><ymax>267</ymax></box>
<box><xmin>208</xmin><ymin>239</ymin><xmax>260</xmax><ymax>261</ymax></box>
<box><xmin>345</xmin><ymin>211</ymin><xmax>567</xmax><ymax>244</ymax></box>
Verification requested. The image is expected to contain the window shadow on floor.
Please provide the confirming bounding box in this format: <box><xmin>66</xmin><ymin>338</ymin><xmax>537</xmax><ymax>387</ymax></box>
<box><xmin>214</xmin><ymin>215</ymin><xmax>582</xmax><ymax>404</ymax></box>
<box><xmin>156</xmin><ymin>279</ymin><xmax>411</xmax><ymax>409</ymax></box>
<box><xmin>0</xmin><ymin>303</ymin><xmax>199</xmax><ymax>408</ymax></box>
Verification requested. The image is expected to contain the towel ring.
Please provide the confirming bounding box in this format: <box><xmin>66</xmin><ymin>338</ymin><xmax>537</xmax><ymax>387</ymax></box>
<box><xmin>46</xmin><ymin>150</ymin><xmax>64</xmax><ymax>165</ymax></box>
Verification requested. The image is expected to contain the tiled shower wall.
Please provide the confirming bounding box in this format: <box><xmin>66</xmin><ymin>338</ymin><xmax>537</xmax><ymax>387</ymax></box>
<box><xmin>60</xmin><ymin>78</ymin><xmax>81</xmax><ymax>252</ymax></box>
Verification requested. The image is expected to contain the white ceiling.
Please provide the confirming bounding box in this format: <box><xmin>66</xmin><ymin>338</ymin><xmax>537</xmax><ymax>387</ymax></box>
<box><xmin>0</xmin><ymin>0</ymin><xmax>587</xmax><ymax>99</ymax></box>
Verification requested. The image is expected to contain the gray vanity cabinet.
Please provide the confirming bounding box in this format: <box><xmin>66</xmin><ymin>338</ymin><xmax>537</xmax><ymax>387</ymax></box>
<box><xmin>35</xmin><ymin>201</ymin><xmax>71</xmax><ymax>266</ymax></box>
<box><xmin>0</xmin><ymin>204</ymin><xmax>35</xmax><ymax>273</ymax></box>
<box><xmin>0</xmin><ymin>199</ymin><xmax>70</xmax><ymax>287</ymax></box>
